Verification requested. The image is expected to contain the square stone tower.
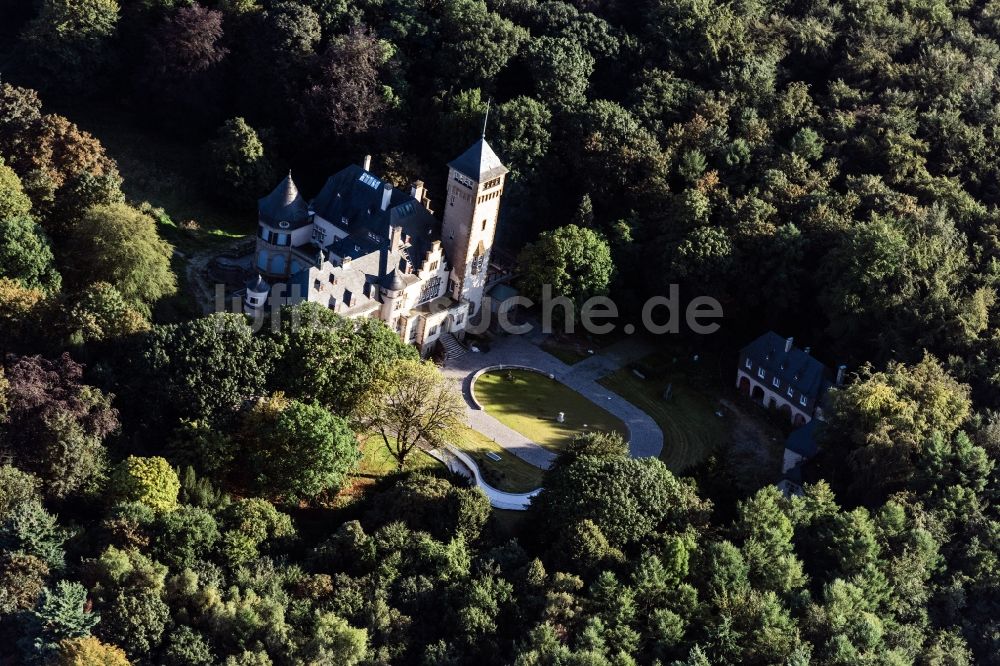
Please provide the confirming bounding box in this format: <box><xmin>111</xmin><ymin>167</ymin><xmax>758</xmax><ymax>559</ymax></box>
<box><xmin>441</xmin><ymin>137</ymin><xmax>508</xmax><ymax>317</ymax></box>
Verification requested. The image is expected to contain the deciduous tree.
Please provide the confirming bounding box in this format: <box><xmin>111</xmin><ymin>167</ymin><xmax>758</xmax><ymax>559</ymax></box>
<box><xmin>356</xmin><ymin>359</ymin><xmax>464</xmax><ymax>470</ymax></box>
<box><xmin>517</xmin><ymin>224</ymin><xmax>614</xmax><ymax>310</ymax></box>
<box><xmin>65</xmin><ymin>203</ymin><xmax>176</xmax><ymax>311</ymax></box>
<box><xmin>110</xmin><ymin>456</ymin><xmax>181</xmax><ymax>513</ymax></box>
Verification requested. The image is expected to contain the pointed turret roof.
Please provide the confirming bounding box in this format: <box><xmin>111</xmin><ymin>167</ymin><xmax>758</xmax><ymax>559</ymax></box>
<box><xmin>258</xmin><ymin>172</ymin><xmax>310</xmax><ymax>228</ymax></box>
<box><xmin>381</xmin><ymin>269</ymin><xmax>405</xmax><ymax>291</ymax></box>
<box><xmin>246</xmin><ymin>273</ymin><xmax>269</xmax><ymax>292</ymax></box>
<box><xmin>448</xmin><ymin>138</ymin><xmax>508</xmax><ymax>182</ymax></box>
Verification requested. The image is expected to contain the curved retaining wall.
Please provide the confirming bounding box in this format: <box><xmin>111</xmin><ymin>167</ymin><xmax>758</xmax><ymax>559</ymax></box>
<box><xmin>430</xmin><ymin>445</ymin><xmax>541</xmax><ymax>511</ymax></box>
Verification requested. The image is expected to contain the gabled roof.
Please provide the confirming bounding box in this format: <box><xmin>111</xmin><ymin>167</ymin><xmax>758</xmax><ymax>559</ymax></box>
<box><xmin>741</xmin><ymin>331</ymin><xmax>831</xmax><ymax>400</ymax></box>
<box><xmin>258</xmin><ymin>173</ymin><xmax>310</xmax><ymax>229</ymax></box>
<box><xmin>448</xmin><ymin>138</ymin><xmax>508</xmax><ymax>182</ymax></box>
<box><xmin>311</xmin><ymin>164</ymin><xmax>440</xmax><ymax>266</ymax></box>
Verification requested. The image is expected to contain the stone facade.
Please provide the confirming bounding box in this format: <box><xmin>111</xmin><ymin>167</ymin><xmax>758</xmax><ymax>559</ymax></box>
<box><xmin>247</xmin><ymin>139</ymin><xmax>507</xmax><ymax>356</ymax></box>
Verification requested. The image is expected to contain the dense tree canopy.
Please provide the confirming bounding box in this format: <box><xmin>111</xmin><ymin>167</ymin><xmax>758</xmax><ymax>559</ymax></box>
<box><xmin>516</xmin><ymin>224</ymin><xmax>614</xmax><ymax>311</ymax></box>
<box><xmin>4</xmin><ymin>0</ymin><xmax>1000</xmax><ymax>663</ymax></box>
<box><xmin>240</xmin><ymin>394</ymin><xmax>359</xmax><ymax>501</ymax></box>
<box><xmin>65</xmin><ymin>203</ymin><xmax>176</xmax><ymax>311</ymax></box>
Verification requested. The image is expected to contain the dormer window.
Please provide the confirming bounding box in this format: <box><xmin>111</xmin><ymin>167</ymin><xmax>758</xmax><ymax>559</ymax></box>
<box><xmin>772</xmin><ymin>377</ymin><xmax>780</xmax><ymax>388</ymax></box>
<box><xmin>744</xmin><ymin>358</ymin><xmax>752</xmax><ymax>370</ymax></box>
<box><xmin>787</xmin><ymin>387</ymin><xmax>794</xmax><ymax>398</ymax></box>
<box><xmin>757</xmin><ymin>367</ymin><xmax>765</xmax><ymax>379</ymax></box>
<box><xmin>799</xmin><ymin>395</ymin><xmax>808</xmax><ymax>407</ymax></box>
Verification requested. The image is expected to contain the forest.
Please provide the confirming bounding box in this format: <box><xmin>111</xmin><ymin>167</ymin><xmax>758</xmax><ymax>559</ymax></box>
<box><xmin>1</xmin><ymin>0</ymin><xmax>1000</xmax><ymax>664</ymax></box>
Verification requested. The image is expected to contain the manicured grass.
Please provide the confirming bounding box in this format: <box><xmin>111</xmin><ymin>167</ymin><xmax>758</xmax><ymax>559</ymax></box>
<box><xmin>356</xmin><ymin>436</ymin><xmax>443</xmax><ymax>477</ymax></box>
<box><xmin>598</xmin><ymin>358</ymin><xmax>727</xmax><ymax>472</ymax></box>
<box><xmin>475</xmin><ymin>369</ymin><xmax>628</xmax><ymax>452</ymax></box>
<box><xmin>540</xmin><ymin>340</ymin><xmax>589</xmax><ymax>365</ymax></box>
<box><xmin>450</xmin><ymin>425</ymin><xmax>544</xmax><ymax>493</ymax></box>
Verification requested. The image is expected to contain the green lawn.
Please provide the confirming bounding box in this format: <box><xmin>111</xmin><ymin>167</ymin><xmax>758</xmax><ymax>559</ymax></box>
<box><xmin>599</xmin><ymin>358</ymin><xmax>727</xmax><ymax>472</ymax></box>
<box><xmin>356</xmin><ymin>436</ymin><xmax>443</xmax><ymax>477</ymax></box>
<box><xmin>450</xmin><ymin>425</ymin><xmax>544</xmax><ymax>493</ymax></box>
<box><xmin>475</xmin><ymin>369</ymin><xmax>628</xmax><ymax>452</ymax></box>
<box><xmin>540</xmin><ymin>339</ymin><xmax>589</xmax><ymax>365</ymax></box>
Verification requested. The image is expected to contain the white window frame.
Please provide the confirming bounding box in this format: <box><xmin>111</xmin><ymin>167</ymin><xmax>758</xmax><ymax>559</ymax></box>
<box><xmin>744</xmin><ymin>358</ymin><xmax>752</xmax><ymax>370</ymax></box>
<box><xmin>799</xmin><ymin>395</ymin><xmax>808</xmax><ymax>407</ymax></box>
<box><xmin>757</xmin><ymin>367</ymin><xmax>765</xmax><ymax>379</ymax></box>
<box><xmin>772</xmin><ymin>377</ymin><xmax>780</xmax><ymax>388</ymax></box>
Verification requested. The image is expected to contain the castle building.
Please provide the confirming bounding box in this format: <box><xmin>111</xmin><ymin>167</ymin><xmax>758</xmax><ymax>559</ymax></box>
<box><xmin>248</xmin><ymin>137</ymin><xmax>508</xmax><ymax>356</ymax></box>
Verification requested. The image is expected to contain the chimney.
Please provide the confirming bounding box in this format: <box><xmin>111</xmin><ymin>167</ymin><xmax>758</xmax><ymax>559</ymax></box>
<box><xmin>410</xmin><ymin>180</ymin><xmax>425</xmax><ymax>201</ymax></box>
<box><xmin>784</xmin><ymin>336</ymin><xmax>794</xmax><ymax>353</ymax></box>
<box><xmin>362</xmin><ymin>154</ymin><xmax>372</xmax><ymax>171</ymax></box>
<box><xmin>836</xmin><ymin>364</ymin><xmax>847</xmax><ymax>385</ymax></box>
<box><xmin>381</xmin><ymin>183</ymin><xmax>392</xmax><ymax>211</ymax></box>
<box><xmin>389</xmin><ymin>225</ymin><xmax>402</xmax><ymax>250</ymax></box>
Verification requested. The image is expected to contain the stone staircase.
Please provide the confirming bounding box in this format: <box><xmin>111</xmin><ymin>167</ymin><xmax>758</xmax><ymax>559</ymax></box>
<box><xmin>439</xmin><ymin>333</ymin><xmax>467</xmax><ymax>361</ymax></box>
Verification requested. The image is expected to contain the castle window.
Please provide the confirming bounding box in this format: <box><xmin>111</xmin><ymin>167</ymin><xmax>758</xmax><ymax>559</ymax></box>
<box><xmin>428</xmin><ymin>325</ymin><xmax>438</xmax><ymax>336</ymax></box>
<box><xmin>787</xmin><ymin>387</ymin><xmax>794</xmax><ymax>398</ymax></box>
<box><xmin>453</xmin><ymin>173</ymin><xmax>475</xmax><ymax>189</ymax></box>
<box><xmin>418</xmin><ymin>275</ymin><xmax>442</xmax><ymax>304</ymax></box>
<box><xmin>744</xmin><ymin>358</ymin><xmax>752</xmax><ymax>369</ymax></box>
<box><xmin>757</xmin><ymin>367</ymin><xmax>765</xmax><ymax>379</ymax></box>
<box><xmin>429</xmin><ymin>260</ymin><xmax>438</xmax><ymax>272</ymax></box>
<box><xmin>799</xmin><ymin>395</ymin><xmax>808</xmax><ymax>407</ymax></box>
<box><xmin>772</xmin><ymin>377</ymin><xmax>780</xmax><ymax>388</ymax></box>
<box><xmin>313</xmin><ymin>279</ymin><xmax>321</xmax><ymax>291</ymax></box>
<box><xmin>408</xmin><ymin>324</ymin><xmax>418</xmax><ymax>341</ymax></box>
<box><xmin>482</xmin><ymin>219</ymin><xmax>487</xmax><ymax>230</ymax></box>
<box><xmin>344</xmin><ymin>290</ymin><xmax>353</xmax><ymax>306</ymax></box>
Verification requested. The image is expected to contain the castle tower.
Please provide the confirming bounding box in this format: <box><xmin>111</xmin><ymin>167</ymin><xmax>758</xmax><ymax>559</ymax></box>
<box><xmin>441</xmin><ymin>136</ymin><xmax>508</xmax><ymax>316</ymax></box>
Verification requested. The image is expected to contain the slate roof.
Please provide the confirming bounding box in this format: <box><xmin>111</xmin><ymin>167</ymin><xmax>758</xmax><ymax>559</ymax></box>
<box><xmin>246</xmin><ymin>274</ymin><xmax>269</xmax><ymax>293</ymax></box>
<box><xmin>382</xmin><ymin>269</ymin><xmax>406</xmax><ymax>290</ymax></box>
<box><xmin>311</xmin><ymin>164</ymin><xmax>440</xmax><ymax>266</ymax></box>
<box><xmin>258</xmin><ymin>173</ymin><xmax>310</xmax><ymax>229</ymax></box>
<box><xmin>448</xmin><ymin>138</ymin><xmax>508</xmax><ymax>182</ymax></box>
<box><xmin>740</xmin><ymin>331</ymin><xmax>831</xmax><ymax>401</ymax></box>
<box><xmin>785</xmin><ymin>419</ymin><xmax>821</xmax><ymax>457</ymax></box>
